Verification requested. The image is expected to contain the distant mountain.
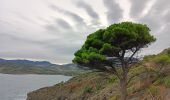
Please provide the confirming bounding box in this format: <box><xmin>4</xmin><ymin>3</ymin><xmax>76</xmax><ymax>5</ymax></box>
<box><xmin>0</xmin><ymin>58</ymin><xmax>88</xmax><ymax>75</ymax></box>
<box><xmin>0</xmin><ymin>58</ymin><xmax>54</xmax><ymax>67</ymax></box>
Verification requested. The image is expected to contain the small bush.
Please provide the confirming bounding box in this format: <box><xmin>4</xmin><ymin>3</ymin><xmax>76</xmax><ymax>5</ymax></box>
<box><xmin>153</xmin><ymin>54</ymin><xmax>170</xmax><ymax>65</ymax></box>
<box><xmin>129</xmin><ymin>66</ymin><xmax>145</xmax><ymax>76</ymax></box>
<box><xmin>96</xmin><ymin>84</ymin><xmax>102</xmax><ymax>90</ymax></box>
<box><xmin>147</xmin><ymin>85</ymin><xmax>158</xmax><ymax>95</ymax></box>
<box><xmin>109</xmin><ymin>94</ymin><xmax>120</xmax><ymax>100</ymax></box>
<box><xmin>108</xmin><ymin>76</ymin><xmax>117</xmax><ymax>84</ymax></box>
<box><xmin>154</xmin><ymin>77</ymin><xmax>164</xmax><ymax>85</ymax></box>
<box><xmin>58</xmin><ymin>81</ymin><xmax>64</xmax><ymax>87</ymax></box>
<box><xmin>154</xmin><ymin>76</ymin><xmax>170</xmax><ymax>88</ymax></box>
<box><xmin>128</xmin><ymin>85</ymin><xmax>136</xmax><ymax>94</ymax></box>
<box><xmin>84</xmin><ymin>86</ymin><xmax>93</xmax><ymax>93</ymax></box>
<box><xmin>167</xmin><ymin>49</ymin><xmax>170</xmax><ymax>55</ymax></box>
<box><xmin>164</xmin><ymin>76</ymin><xmax>170</xmax><ymax>88</ymax></box>
<box><xmin>144</xmin><ymin>55</ymin><xmax>156</xmax><ymax>61</ymax></box>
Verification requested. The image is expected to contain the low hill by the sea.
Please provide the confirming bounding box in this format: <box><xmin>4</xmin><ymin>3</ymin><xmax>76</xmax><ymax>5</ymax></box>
<box><xmin>27</xmin><ymin>48</ymin><xmax>170</xmax><ymax>100</ymax></box>
<box><xmin>0</xmin><ymin>59</ymin><xmax>88</xmax><ymax>75</ymax></box>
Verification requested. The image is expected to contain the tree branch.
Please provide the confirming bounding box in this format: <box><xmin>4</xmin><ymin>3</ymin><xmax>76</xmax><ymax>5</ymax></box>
<box><xmin>110</xmin><ymin>65</ymin><xmax>122</xmax><ymax>79</ymax></box>
<box><xmin>128</xmin><ymin>47</ymin><xmax>139</xmax><ymax>63</ymax></box>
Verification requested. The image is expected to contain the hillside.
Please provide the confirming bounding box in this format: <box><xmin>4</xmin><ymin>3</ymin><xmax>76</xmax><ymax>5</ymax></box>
<box><xmin>27</xmin><ymin>48</ymin><xmax>170</xmax><ymax>100</ymax></box>
<box><xmin>0</xmin><ymin>59</ymin><xmax>88</xmax><ymax>75</ymax></box>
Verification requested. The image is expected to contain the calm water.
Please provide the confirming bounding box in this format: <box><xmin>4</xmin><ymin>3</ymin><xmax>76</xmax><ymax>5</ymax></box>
<box><xmin>0</xmin><ymin>74</ymin><xmax>72</xmax><ymax>100</ymax></box>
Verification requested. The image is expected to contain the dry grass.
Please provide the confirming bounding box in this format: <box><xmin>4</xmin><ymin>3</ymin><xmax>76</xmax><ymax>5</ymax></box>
<box><xmin>27</xmin><ymin>48</ymin><xmax>170</xmax><ymax>100</ymax></box>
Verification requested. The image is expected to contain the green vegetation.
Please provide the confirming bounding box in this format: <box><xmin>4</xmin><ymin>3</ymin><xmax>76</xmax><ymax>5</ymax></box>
<box><xmin>163</xmin><ymin>76</ymin><xmax>170</xmax><ymax>88</ymax></box>
<box><xmin>73</xmin><ymin>22</ymin><xmax>156</xmax><ymax>100</ymax></box>
<box><xmin>147</xmin><ymin>85</ymin><xmax>159</xmax><ymax>95</ymax></box>
<box><xmin>26</xmin><ymin>20</ymin><xmax>170</xmax><ymax>100</ymax></box>
<box><xmin>84</xmin><ymin>86</ymin><xmax>93</xmax><ymax>93</ymax></box>
<box><xmin>108</xmin><ymin>75</ymin><xmax>118</xmax><ymax>84</ymax></box>
<box><xmin>27</xmin><ymin>48</ymin><xmax>170</xmax><ymax>100</ymax></box>
<box><xmin>0</xmin><ymin>59</ymin><xmax>88</xmax><ymax>75</ymax></box>
<box><xmin>154</xmin><ymin>76</ymin><xmax>170</xmax><ymax>88</ymax></box>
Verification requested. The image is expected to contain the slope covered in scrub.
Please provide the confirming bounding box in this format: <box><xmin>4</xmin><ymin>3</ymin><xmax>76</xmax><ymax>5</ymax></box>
<box><xmin>27</xmin><ymin>48</ymin><xmax>170</xmax><ymax>100</ymax></box>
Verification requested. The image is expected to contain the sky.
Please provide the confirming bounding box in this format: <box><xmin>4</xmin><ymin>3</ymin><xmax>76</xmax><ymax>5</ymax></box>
<box><xmin>0</xmin><ymin>0</ymin><xmax>170</xmax><ymax>64</ymax></box>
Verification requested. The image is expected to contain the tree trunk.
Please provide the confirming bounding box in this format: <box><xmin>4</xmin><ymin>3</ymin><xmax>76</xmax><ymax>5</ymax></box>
<box><xmin>118</xmin><ymin>55</ymin><xmax>129</xmax><ymax>100</ymax></box>
<box><xmin>120</xmin><ymin>78</ymin><xmax>127</xmax><ymax>100</ymax></box>
<box><xmin>119</xmin><ymin>63</ymin><xmax>128</xmax><ymax>100</ymax></box>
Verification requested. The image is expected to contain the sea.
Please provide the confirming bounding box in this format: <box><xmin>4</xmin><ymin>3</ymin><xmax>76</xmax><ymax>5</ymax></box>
<box><xmin>0</xmin><ymin>74</ymin><xmax>72</xmax><ymax>100</ymax></box>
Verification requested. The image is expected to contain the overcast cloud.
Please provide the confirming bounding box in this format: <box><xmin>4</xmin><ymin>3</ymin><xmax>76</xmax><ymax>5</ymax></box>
<box><xmin>0</xmin><ymin>0</ymin><xmax>169</xmax><ymax>64</ymax></box>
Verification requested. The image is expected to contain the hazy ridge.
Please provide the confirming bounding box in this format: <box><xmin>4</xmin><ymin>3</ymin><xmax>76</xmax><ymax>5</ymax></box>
<box><xmin>0</xmin><ymin>59</ymin><xmax>88</xmax><ymax>75</ymax></box>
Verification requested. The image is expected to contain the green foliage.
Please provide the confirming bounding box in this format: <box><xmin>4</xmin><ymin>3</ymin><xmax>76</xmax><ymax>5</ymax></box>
<box><xmin>161</xmin><ymin>48</ymin><xmax>170</xmax><ymax>56</ymax></box>
<box><xmin>109</xmin><ymin>94</ymin><xmax>120</xmax><ymax>100</ymax></box>
<box><xmin>164</xmin><ymin>76</ymin><xmax>170</xmax><ymax>88</ymax></box>
<box><xmin>154</xmin><ymin>55</ymin><xmax>170</xmax><ymax>65</ymax></box>
<box><xmin>129</xmin><ymin>66</ymin><xmax>145</xmax><ymax>75</ymax></box>
<box><xmin>167</xmin><ymin>49</ymin><xmax>170</xmax><ymax>55</ymax></box>
<box><xmin>73</xmin><ymin>22</ymin><xmax>156</xmax><ymax>70</ymax></box>
<box><xmin>143</xmin><ymin>55</ymin><xmax>156</xmax><ymax>61</ymax></box>
<box><xmin>73</xmin><ymin>51</ymin><xmax>106</xmax><ymax>66</ymax></box>
<box><xmin>108</xmin><ymin>75</ymin><xmax>118</xmax><ymax>84</ymax></box>
<box><xmin>147</xmin><ymin>85</ymin><xmax>158</xmax><ymax>95</ymax></box>
<box><xmin>84</xmin><ymin>86</ymin><xmax>93</xmax><ymax>93</ymax></box>
<box><xmin>154</xmin><ymin>76</ymin><xmax>170</xmax><ymax>88</ymax></box>
<box><xmin>96</xmin><ymin>84</ymin><xmax>102</xmax><ymax>90</ymax></box>
<box><xmin>144</xmin><ymin>52</ymin><xmax>170</xmax><ymax>65</ymax></box>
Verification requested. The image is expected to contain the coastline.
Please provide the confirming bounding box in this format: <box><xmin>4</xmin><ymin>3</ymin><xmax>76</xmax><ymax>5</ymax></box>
<box><xmin>0</xmin><ymin>74</ymin><xmax>72</xmax><ymax>100</ymax></box>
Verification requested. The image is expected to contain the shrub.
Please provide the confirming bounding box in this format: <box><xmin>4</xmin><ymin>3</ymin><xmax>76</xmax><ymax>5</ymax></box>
<box><xmin>164</xmin><ymin>76</ymin><xmax>170</xmax><ymax>88</ymax></box>
<box><xmin>108</xmin><ymin>76</ymin><xmax>117</xmax><ymax>84</ymax></box>
<box><xmin>154</xmin><ymin>76</ymin><xmax>170</xmax><ymax>88</ymax></box>
<box><xmin>153</xmin><ymin>54</ymin><xmax>170</xmax><ymax>65</ymax></box>
<box><xmin>96</xmin><ymin>84</ymin><xmax>102</xmax><ymax>90</ymax></box>
<box><xmin>167</xmin><ymin>49</ymin><xmax>170</xmax><ymax>55</ymax></box>
<box><xmin>144</xmin><ymin>55</ymin><xmax>156</xmax><ymax>61</ymax></box>
<box><xmin>84</xmin><ymin>86</ymin><xmax>93</xmax><ymax>93</ymax></box>
<box><xmin>147</xmin><ymin>85</ymin><xmax>158</xmax><ymax>95</ymax></box>
<box><xmin>154</xmin><ymin>77</ymin><xmax>164</xmax><ymax>85</ymax></box>
<box><xmin>109</xmin><ymin>94</ymin><xmax>120</xmax><ymax>100</ymax></box>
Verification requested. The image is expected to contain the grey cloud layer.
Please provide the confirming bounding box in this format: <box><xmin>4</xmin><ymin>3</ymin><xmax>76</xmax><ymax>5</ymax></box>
<box><xmin>0</xmin><ymin>0</ymin><xmax>170</xmax><ymax>64</ymax></box>
<box><xmin>75</xmin><ymin>0</ymin><xmax>99</xmax><ymax>19</ymax></box>
<box><xmin>138</xmin><ymin>0</ymin><xmax>170</xmax><ymax>31</ymax></box>
<box><xmin>55</xmin><ymin>19</ymin><xmax>72</xmax><ymax>29</ymax></box>
<box><xmin>103</xmin><ymin>0</ymin><xmax>123</xmax><ymax>24</ymax></box>
<box><xmin>49</xmin><ymin>5</ymin><xmax>86</xmax><ymax>26</ymax></box>
<box><xmin>135</xmin><ymin>0</ymin><xmax>170</xmax><ymax>54</ymax></box>
<box><xmin>130</xmin><ymin>0</ymin><xmax>149</xmax><ymax>17</ymax></box>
